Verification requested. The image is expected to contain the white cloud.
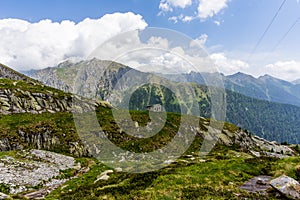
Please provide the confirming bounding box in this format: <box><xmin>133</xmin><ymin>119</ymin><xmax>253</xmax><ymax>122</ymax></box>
<box><xmin>159</xmin><ymin>0</ymin><xmax>228</xmax><ymax>23</ymax></box>
<box><xmin>147</xmin><ymin>37</ymin><xmax>169</xmax><ymax>49</ymax></box>
<box><xmin>159</xmin><ymin>0</ymin><xmax>192</xmax><ymax>12</ymax></box>
<box><xmin>168</xmin><ymin>15</ymin><xmax>194</xmax><ymax>23</ymax></box>
<box><xmin>190</xmin><ymin>34</ymin><xmax>208</xmax><ymax>47</ymax></box>
<box><xmin>89</xmin><ymin>30</ymin><xmax>214</xmax><ymax>74</ymax></box>
<box><xmin>214</xmin><ymin>20</ymin><xmax>221</xmax><ymax>26</ymax></box>
<box><xmin>168</xmin><ymin>16</ymin><xmax>179</xmax><ymax>23</ymax></box>
<box><xmin>159</xmin><ymin>2</ymin><xmax>173</xmax><ymax>12</ymax></box>
<box><xmin>265</xmin><ymin>60</ymin><xmax>300</xmax><ymax>81</ymax></box>
<box><xmin>210</xmin><ymin>53</ymin><xmax>249</xmax><ymax>75</ymax></box>
<box><xmin>0</xmin><ymin>12</ymin><xmax>147</xmax><ymax>71</ymax></box>
<box><xmin>182</xmin><ymin>16</ymin><xmax>194</xmax><ymax>22</ymax></box>
<box><xmin>198</xmin><ymin>0</ymin><xmax>228</xmax><ymax>20</ymax></box>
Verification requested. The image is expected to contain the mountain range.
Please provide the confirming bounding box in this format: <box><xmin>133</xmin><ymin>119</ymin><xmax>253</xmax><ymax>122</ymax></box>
<box><xmin>160</xmin><ymin>71</ymin><xmax>300</xmax><ymax>108</ymax></box>
<box><xmin>24</xmin><ymin>59</ymin><xmax>300</xmax><ymax>108</ymax></box>
<box><xmin>24</xmin><ymin>58</ymin><xmax>300</xmax><ymax>144</ymax></box>
<box><xmin>1</xmin><ymin>61</ymin><xmax>300</xmax><ymax>199</ymax></box>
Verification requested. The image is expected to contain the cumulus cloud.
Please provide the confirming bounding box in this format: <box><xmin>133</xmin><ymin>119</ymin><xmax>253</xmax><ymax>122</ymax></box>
<box><xmin>190</xmin><ymin>34</ymin><xmax>208</xmax><ymax>47</ymax></box>
<box><xmin>0</xmin><ymin>12</ymin><xmax>147</xmax><ymax>71</ymax></box>
<box><xmin>210</xmin><ymin>53</ymin><xmax>249</xmax><ymax>75</ymax></box>
<box><xmin>110</xmin><ymin>32</ymin><xmax>299</xmax><ymax>82</ymax></box>
<box><xmin>197</xmin><ymin>0</ymin><xmax>228</xmax><ymax>20</ymax></box>
<box><xmin>89</xmin><ymin>29</ymin><xmax>215</xmax><ymax>74</ymax></box>
<box><xmin>159</xmin><ymin>0</ymin><xmax>229</xmax><ymax>22</ymax></box>
<box><xmin>265</xmin><ymin>60</ymin><xmax>300</xmax><ymax>81</ymax></box>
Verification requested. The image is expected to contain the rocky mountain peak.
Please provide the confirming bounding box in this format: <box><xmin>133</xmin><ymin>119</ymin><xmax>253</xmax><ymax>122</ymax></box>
<box><xmin>227</xmin><ymin>72</ymin><xmax>256</xmax><ymax>82</ymax></box>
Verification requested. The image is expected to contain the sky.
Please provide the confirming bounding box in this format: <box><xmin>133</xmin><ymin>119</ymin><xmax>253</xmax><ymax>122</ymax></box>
<box><xmin>0</xmin><ymin>0</ymin><xmax>300</xmax><ymax>81</ymax></box>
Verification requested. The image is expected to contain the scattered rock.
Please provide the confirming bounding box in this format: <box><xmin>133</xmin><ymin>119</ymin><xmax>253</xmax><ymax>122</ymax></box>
<box><xmin>0</xmin><ymin>150</ymin><xmax>79</xmax><ymax>194</ymax></box>
<box><xmin>0</xmin><ymin>192</ymin><xmax>10</xmax><ymax>199</ymax></box>
<box><xmin>164</xmin><ymin>159</ymin><xmax>174</xmax><ymax>165</ymax></box>
<box><xmin>94</xmin><ymin>170</ymin><xmax>114</xmax><ymax>183</ymax></box>
<box><xmin>30</xmin><ymin>149</ymin><xmax>76</xmax><ymax>170</ymax></box>
<box><xmin>78</xmin><ymin>167</ymin><xmax>90</xmax><ymax>174</ymax></box>
<box><xmin>270</xmin><ymin>175</ymin><xmax>300</xmax><ymax>199</ymax></box>
<box><xmin>97</xmin><ymin>174</ymin><xmax>110</xmax><ymax>181</ymax></box>
<box><xmin>240</xmin><ymin>175</ymin><xmax>272</xmax><ymax>195</ymax></box>
<box><xmin>249</xmin><ymin>150</ymin><xmax>260</xmax><ymax>157</ymax></box>
<box><xmin>24</xmin><ymin>182</ymin><xmax>63</xmax><ymax>200</ymax></box>
<box><xmin>115</xmin><ymin>167</ymin><xmax>123</xmax><ymax>172</ymax></box>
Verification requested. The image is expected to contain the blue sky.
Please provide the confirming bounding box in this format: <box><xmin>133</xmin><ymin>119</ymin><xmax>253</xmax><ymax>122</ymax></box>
<box><xmin>0</xmin><ymin>0</ymin><xmax>300</xmax><ymax>81</ymax></box>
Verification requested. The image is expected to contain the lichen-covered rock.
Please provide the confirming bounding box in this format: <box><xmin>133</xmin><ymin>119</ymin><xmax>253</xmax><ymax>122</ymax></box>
<box><xmin>270</xmin><ymin>175</ymin><xmax>300</xmax><ymax>199</ymax></box>
<box><xmin>198</xmin><ymin>126</ymin><xmax>295</xmax><ymax>158</ymax></box>
<box><xmin>0</xmin><ymin>87</ymin><xmax>107</xmax><ymax>115</ymax></box>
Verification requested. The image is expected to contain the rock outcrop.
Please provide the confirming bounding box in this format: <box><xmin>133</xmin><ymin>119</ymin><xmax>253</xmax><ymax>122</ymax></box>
<box><xmin>0</xmin><ymin>77</ymin><xmax>112</xmax><ymax>156</ymax></box>
<box><xmin>0</xmin><ymin>87</ymin><xmax>72</xmax><ymax>114</ymax></box>
<box><xmin>0</xmin><ymin>84</ymin><xmax>99</xmax><ymax>115</ymax></box>
<box><xmin>203</xmin><ymin>124</ymin><xmax>295</xmax><ymax>158</ymax></box>
<box><xmin>270</xmin><ymin>175</ymin><xmax>300</xmax><ymax>199</ymax></box>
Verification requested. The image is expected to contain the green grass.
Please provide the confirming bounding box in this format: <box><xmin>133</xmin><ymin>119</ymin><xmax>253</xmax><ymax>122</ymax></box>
<box><xmin>0</xmin><ymin>78</ymin><xmax>70</xmax><ymax>99</ymax></box>
<box><xmin>45</xmin><ymin>148</ymin><xmax>297</xmax><ymax>200</ymax></box>
<box><xmin>0</xmin><ymin>183</ymin><xmax>10</xmax><ymax>194</ymax></box>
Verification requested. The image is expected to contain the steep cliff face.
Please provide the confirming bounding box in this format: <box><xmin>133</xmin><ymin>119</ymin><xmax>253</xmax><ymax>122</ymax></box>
<box><xmin>0</xmin><ymin>79</ymin><xmax>112</xmax><ymax>156</ymax></box>
<box><xmin>0</xmin><ymin>79</ymin><xmax>99</xmax><ymax>115</ymax></box>
<box><xmin>27</xmin><ymin>59</ymin><xmax>132</xmax><ymax>100</ymax></box>
<box><xmin>0</xmin><ymin>63</ymin><xmax>106</xmax><ymax>156</ymax></box>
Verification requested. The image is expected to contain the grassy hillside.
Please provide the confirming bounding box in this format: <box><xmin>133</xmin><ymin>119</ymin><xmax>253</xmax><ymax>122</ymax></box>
<box><xmin>1</xmin><ymin>103</ymin><xmax>299</xmax><ymax>199</ymax></box>
<box><xmin>125</xmin><ymin>83</ymin><xmax>300</xmax><ymax>144</ymax></box>
<box><xmin>45</xmin><ymin>146</ymin><xmax>300</xmax><ymax>199</ymax></box>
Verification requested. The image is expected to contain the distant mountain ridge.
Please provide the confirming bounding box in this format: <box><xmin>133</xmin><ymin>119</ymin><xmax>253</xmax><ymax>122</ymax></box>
<box><xmin>24</xmin><ymin>58</ymin><xmax>300</xmax><ymax>144</ymax></box>
<box><xmin>161</xmin><ymin>71</ymin><xmax>300</xmax><ymax>107</ymax></box>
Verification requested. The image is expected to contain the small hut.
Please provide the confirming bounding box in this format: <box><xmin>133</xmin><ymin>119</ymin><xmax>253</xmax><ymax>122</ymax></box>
<box><xmin>146</xmin><ymin>104</ymin><xmax>162</xmax><ymax>112</ymax></box>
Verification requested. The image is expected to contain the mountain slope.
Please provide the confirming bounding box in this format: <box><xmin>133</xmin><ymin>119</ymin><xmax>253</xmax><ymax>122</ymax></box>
<box><xmin>0</xmin><ymin>63</ymin><xmax>37</xmax><ymax>83</ymax></box>
<box><xmin>24</xmin><ymin>59</ymin><xmax>132</xmax><ymax>99</ymax></box>
<box><xmin>127</xmin><ymin>83</ymin><xmax>300</xmax><ymax>143</ymax></box>
<box><xmin>25</xmin><ymin>59</ymin><xmax>300</xmax><ymax>144</ymax></box>
<box><xmin>0</xmin><ymin>63</ymin><xmax>108</xmax><ymax>156</ymax></box>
